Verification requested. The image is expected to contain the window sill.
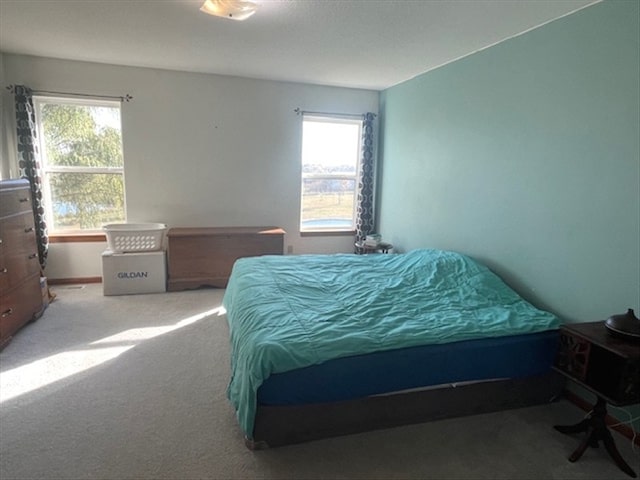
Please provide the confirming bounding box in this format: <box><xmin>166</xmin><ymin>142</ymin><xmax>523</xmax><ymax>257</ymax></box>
<box><xmin>300</xmin><ymin>230</ymin><xmax>355</xmax><ymax>237</ymax></box>
<box><xmin>49</xmin><ymin>232</ymin><xmax>107</xmax><ymax>243</ymax></box>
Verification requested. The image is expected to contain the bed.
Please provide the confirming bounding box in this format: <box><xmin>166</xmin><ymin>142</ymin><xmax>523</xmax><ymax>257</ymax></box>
<box><xmin>222</xmin><ymin>249</ymin><xmax>564</xmax><ymax>448</ymax></box>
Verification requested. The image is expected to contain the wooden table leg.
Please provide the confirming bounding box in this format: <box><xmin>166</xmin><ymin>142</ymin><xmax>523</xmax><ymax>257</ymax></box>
<box><xmin>554</xmin><ymin>396</ymin><xmax>637</xmax><ymax>478</ymax></box>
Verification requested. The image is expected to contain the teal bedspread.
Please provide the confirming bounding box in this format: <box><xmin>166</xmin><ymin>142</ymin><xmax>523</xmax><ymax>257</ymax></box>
<box><xmin>222</xmin><ymin>249</ymin><xmax>559</xmax><ymax>437</ymax></box>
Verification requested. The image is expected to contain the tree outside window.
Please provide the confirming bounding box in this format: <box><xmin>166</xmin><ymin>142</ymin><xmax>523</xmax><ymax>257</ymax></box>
<box><xmin>35</xmin><ymin>97</ymin><xmax>125</xmax><ymax>232</ymax></box>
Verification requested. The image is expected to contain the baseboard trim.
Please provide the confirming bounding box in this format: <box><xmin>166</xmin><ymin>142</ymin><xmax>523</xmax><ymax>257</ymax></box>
<box><xmin>48</xmin><ymin>277</ymin><xmax>102</xmax><ymax>285</ymax></box>
<box><xmin>563</xmin><ymin>389</ymin><xmax>640</xmax><ymax>446</ymax></box>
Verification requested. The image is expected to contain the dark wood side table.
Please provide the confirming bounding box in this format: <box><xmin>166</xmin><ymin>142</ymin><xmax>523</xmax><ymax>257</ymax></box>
<box><xmin>553</xmin><ymin>321</ymin><xmax>640</xmax><ymax>478</ymax></box>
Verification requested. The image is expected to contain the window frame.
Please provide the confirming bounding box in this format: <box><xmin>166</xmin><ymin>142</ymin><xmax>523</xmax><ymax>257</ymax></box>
<box><xmin>33</xmin><ymin>95</ymin><xmax>126</xmax><ymax>235</ymax></box>
<box><xmin>299</xmin><ymin>114</ymin><xmax>363</xmax><ymax>234</ymax></box>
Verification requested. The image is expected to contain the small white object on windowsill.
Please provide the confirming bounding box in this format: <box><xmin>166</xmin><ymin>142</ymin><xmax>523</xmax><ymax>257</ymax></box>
<box><xmin>365</xmin><ymin>234</ymin><xmax>382</xmax><ymax>247</ymax></box>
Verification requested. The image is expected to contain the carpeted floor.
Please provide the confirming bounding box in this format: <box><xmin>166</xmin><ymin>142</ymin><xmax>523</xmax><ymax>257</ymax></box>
<box><xmin>0</xmin><ymin>283</ymin><xmax>638</xmax><ymax>480</ymax></box>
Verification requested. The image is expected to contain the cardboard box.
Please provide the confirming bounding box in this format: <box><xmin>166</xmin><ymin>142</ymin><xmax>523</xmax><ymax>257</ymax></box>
<box><xmin>102</xmin><ymin>250</ymin><xmax>167</xmax><ymax>296</ymax></box>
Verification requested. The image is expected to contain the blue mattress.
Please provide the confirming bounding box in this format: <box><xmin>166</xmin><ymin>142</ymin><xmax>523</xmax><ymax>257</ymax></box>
<box><xmin>257</xmin><ymin>330</ymin><xmax>559</xmax><ymax>405</ymax></box>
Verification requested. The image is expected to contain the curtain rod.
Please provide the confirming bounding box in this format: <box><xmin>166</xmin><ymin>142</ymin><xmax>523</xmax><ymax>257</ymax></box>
<box><xmin>6</xmin><ymin>85</ymin><xmax>132</xmax><ymax>102</ymax></box>
<box><xmin>294</xmin><ymin>108</ymin><xmax>375</xmax><ymax>119</ymax></box>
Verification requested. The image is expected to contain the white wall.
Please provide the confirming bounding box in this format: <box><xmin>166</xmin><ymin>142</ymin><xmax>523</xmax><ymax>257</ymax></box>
<box><xmin>1</xmin><ymin>54</ymin><xmax>379</xmax><ymax>279</ymax></box>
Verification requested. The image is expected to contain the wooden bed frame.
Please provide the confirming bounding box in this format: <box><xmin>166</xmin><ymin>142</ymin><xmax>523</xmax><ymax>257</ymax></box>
<box><xmin>246</xmin><ymin>371</ymin><xmax>566</xmax><ymax>449</ymax></box>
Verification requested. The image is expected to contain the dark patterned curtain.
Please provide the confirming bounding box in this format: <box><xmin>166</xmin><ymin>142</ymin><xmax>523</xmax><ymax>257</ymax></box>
<box><xmin>355</xmin><ymin>112</ymin><xmax>376</xmax><ymax>244</ymax></box>
<box><xmin>14</xmin><ymin>85</ymin><xmax>49</xmax><ymax>269</ymax></box>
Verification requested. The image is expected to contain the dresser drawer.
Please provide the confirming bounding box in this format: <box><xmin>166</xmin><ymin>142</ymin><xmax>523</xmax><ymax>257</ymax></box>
<box><xmin>0</xmin><ymin>251</ymin><xmax>40</xmax><ymax>291</ymax></box>
<box><xmin>0</xmin><ymin>210</ymin><xmax>37</xmax><ymax>252</ymax></box>
<box><xmin>0</xmin><ymin>213</ymin><xmax>40</xmax><ymax>291</ymax></box>
<box><xmin>0</xmin><ymin>273</ymin><xmax>43</xmax><ymax>345</ymax></box>
<box><xmin>0</xmin><ymin>182</ymin><xmax>32</xmax><ymax>218</ymax></box>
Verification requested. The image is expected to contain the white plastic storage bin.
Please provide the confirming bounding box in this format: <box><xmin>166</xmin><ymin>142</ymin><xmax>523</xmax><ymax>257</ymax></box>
<box><xmin>103</xmin><ymin>223</ymin><xmax>167</xmax><ymax>253</ymax></box>
<box><xmin>102</xmin><ymin>250</ymin><xmax>167</xmax><ymax>296</ymax></box>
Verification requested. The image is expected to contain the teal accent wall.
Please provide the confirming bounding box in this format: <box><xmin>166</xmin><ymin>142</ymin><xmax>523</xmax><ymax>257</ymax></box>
<box><xmin>378</xmin><ymin>0</ymin><xmax>639</xmax><ymax>323</ymax></box>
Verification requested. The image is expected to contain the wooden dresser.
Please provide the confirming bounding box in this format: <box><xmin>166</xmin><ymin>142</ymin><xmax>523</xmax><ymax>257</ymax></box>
<box><xmin>167</xmin><ymin>227</ymin><xmax>285</xmax><ymax>291</ymax></box>
<box><xmin>0</xmin><ymin>179</ymin><xmax>44</xmax><ymax>349</ymax></box>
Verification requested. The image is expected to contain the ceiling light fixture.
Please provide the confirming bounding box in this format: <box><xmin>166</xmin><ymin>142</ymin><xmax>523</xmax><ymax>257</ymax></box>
<box><xmin>200</xmin><ymin>0</ymin><xmax>258</xmax><ymax>21</ymax></box>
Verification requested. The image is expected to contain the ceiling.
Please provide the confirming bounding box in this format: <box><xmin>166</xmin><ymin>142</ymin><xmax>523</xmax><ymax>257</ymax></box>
<box><xmin>0</xmin><ymin>0</ymin><xmax>600</xmax><ymax>91</ymax></box>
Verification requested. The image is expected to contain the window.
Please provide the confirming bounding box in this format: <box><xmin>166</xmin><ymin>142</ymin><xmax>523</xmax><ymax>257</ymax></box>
<box><xmin>300</xmin><ymin>115</ymin><xmax>362</xmax><ymax>232</ymax></box>
<box><xmin>34</xmin><ymin>96</ymin><xmax>125</xmax><ymax>232</ymax></box>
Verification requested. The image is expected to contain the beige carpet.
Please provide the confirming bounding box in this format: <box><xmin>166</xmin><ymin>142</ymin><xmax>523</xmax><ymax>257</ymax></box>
<box><xmin>0</xmin><ymin>283</ymin><xmax>638</xmax><ymax>480</ymax></box>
